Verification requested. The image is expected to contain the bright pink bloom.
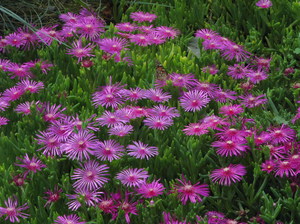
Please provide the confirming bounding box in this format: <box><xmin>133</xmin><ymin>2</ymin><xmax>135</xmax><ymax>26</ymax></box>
<box><xmin>54</xmin><ymin>214</ymin><xmax>86</xmax><ymax>224</ymax></box>
<box><xmin>202</xmin><ymin>65</ymin><xmax>219</xmax><ymax>75</ymax></box>
<box><xmin>98</xmin><ymin>37</ymin><xmax>128</xmax><ymax>55</ymax></box>
<box><xmin>61</xmin><ymin>130</ymin><xmax>99</xmax><ymax>161</ymax></box>
<box><xmin>116</xmin><ymin>168</ymin><xmax>149</xmax><ymax>187</ymax></box>
<box><xmin>275</xmin><ymin>160</ymin><xmax>296</xmax><ymax>177</ymax></box>
<box><xmin>194</xmin><ymin>81</ymin><xmax>218</xmax><ymax>97</ymax></box>
<box><xmin>2</xmin><ymin>86</ymin><xmax>24</xmax><ymax>102</ymax></box>
<box><xmin>94</xmin><ymin>139</ymin><xmax>124</xmax><ymax>161</ymax></box>
<box><xmin>116</xmin><ymin>193</ymin><xmax>138</xmax><ymax>224</ymax></box>
<box><xmin>155</xmin><ymin>26</ymin><xmax>180</xmax><ymax>39</ymax></box>
<box><xmin>108</xmin><ymin>124</ymin><xmax>133</xmax><ymax>137</ymax></box>
<box><xmin>202</xmin><ymin>37</ymin><xmax>222</xmax><ymax>50</ymax></box>
<box><xmin>130</xmin><ymin>11</ymin><xmax>157</xmax><ymax>23</ymax></box>
<box><xmin>212</xmin><ymin>89</ymin><xmax>237</xmax><ymax>103</ymax></box>
<box><xmin>212</xmin><ymin>140</ymin><xmax>248</xmax><ymax>157</ymax></box>
<box><xmin>148</xmin><ymin>32</ymin><xmax>166</xmax><ymax>45</ymax></box>
<box><xmin>0</xmin><ymin>197</ymin><xmax>29</xmax><ymax>223</ymax></box>
<box><xmin>247</xmin><ymin>69</ymin><xmax>268</xmax><ymax>84</ymax></box>
<box><xmin>219</xmin><ymin>104</ymin><xmax>244</xmax><ymax>117</ymax></box>
<box><xmin>127</xmin><ymin>141</ymin><xmax>159</xmax><ymax>159</ymax></box>
<box><xmin>195</xmin><ymin>29</ymin><xmax>219</xmax><ymax>40</ymax></box>
<box><xmin>121</xmin><ymin>88</ymin><xmax>147</xmax><ymax>101</ymax></box>
<box><xmin>67</xmin><ymin>188</ymin><xmax>102</xmax><ymax>211</ymax></box>
<box><xmin>71</xmin><ymin>160</ymin><xmax>109</xmax><ymax>191</ymax></box>
<box><xmin>183</xmin><ymin>123</ymin><xmax>209</xmax><ymax>136</ymax></box>
<box><xmin>36</xmin><ymin>131</ymin><xmax>62</xmax><ymax>157</ymax></box>
<box><xmin>149</xmin><ymin>105</ymin><xmax>180</xmax><ymax>119</ymax></box>
<box><xmin>201</xmin><ymin>115</ymin><xmax>229</xmax><ymax>130</ymax></box>
<box><xmin>129</xmin><ymin>34</ymin><xmax>151</xmax><ymax>46</ymax></box>
<box><xmin>41</xmin><ymin>103</ymin><xmax>66</xmax><ymax>123</ymax></box>
<box><xmin>137</xmin><ymin>179</ymin><xmax>165</xmax><ymax>198</ymax></box>
<box><xmin>172</xmin><ymin>176</ymin><xmax>209</xmax><ymax>204</ymax></box>
<box><xmin>256</xmin><ymin>0</ymin><xmax>272</xmax><ymax>8</ymax></box>
<box><xmin>67</xmin><ymin>40</ymin><xmax>94</xmax><ymax>62</ymax></box>
<box><xmin>44</xmin><ymin>186</ymin><xmax>62</xmax><ymax>207</ymax></box>
<box><xmin>179</xmin><ymin>90</ymin><xmax>210</xmax><ymax>112</ymax></box>
<box><xmin>115</xmin><ymin>22</ymin><xmax>136</xmax><ymax>32</ymax></box>
<box><xmin>169</xmin><ymin>73</ymin><xmax>197</xmax><ymax>88</ymax></box>
<box><xmin>210</xmin><ymin>164</ymin><xmax>247</xmax><ymax>185</ymax></box>
<box><xmin>268</xmin><ymin>125</ymin><xmax>296</xmax><ymax>144</ymax></box>
<box><xmin>216</xmin><ymin>128</ymin><xmax>247</xmax><ymax>142</ymax></box>
<box><xmin>227</xmin><ymin>64</ymin><xmax>249</xmax><ymax>79</ymax></box>
<box><xmin>15</xmin><ymin>154</ymin><xmax>46</xmax><ymax>173</ymax></box>
<box><xmin>47</xmin><ymin>120</ymin><xmax>73</xmax><ymax>141</ymax></box>
<box><xmin>239</xmin><ymin>94</ymin><xmax>268</xmax><ymax>108</ymax></box>
<box><xmin>0</xmin><ymin>116</ymin><xmax>9</xmax><ymax>126</ymax></box>
<box><xmin>220</xmin><ymin>42</ymin><xmax>251</xmax><ymax>62</ymax></box>
<box><xmin>261</xmin><ymin>160</ymin><xmax>276</xmax><ymax>173</ymax></box>
<box><xmin>16</xmin><ymin>79</ymin><xmax>44</xmax><ymax>93</ymax></box>
<box><xmin>97</xmin><ymin>111</ymin><xmax>127</xmax><ymax>127</ymax></box>
<box><xmin>76</xmin><ymin>16</ymin><xmax>105</xmax><ymax>40</ymax></box>
<box><xmin>145</xmin><ymin>89</ymin><xmax>172</xmax><ymax>102</ymax></box>
<box><xmin>14</xmin><ymin>101</ymin><xmax>35</xmax><ymax>115</ymax></box>
<box><xmin>144</xmin><ymin>116</ymin><xmax>173</xmax><ymax>130</ymax></box>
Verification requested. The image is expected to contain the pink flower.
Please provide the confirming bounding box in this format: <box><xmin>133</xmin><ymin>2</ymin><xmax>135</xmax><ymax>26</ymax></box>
<box><xmin>220</xmin><ymin>42</ymin><xmax>251</xmax><ymax>62</ymax></box>
<box><xmin>145</xmin><ymin>89</ymin><xmax>172</xmax><ymax>103</ymax></box>
<box><xmin>261</xmin><ymin>160</ymin><xmax>276</xmax><ymax>173</ymax></box>
<box><xmin>201</xmin><ymin>115</ymin><xmax>229</xmax><ymax>130</ymax></box>
<box><xmin>130</xmin><ymin>11</ymin><xmax>157</xmax><ymax>23</ymax></box>
<box><xmin>61</xmin><ymin>130</ymin><xmax>99</xmax><ymax>161</ymax></box>
<box><xmin>67</xmin><ymin>188</ymin><xmax>102</xmax><ymax>211</ymax></box>
<box><xmin>16</xmin><ymin>79</ymin><xmax>44</xmax><ymax>93</ymax></box>
<box><xmin>127</xmin><ymin>141</ymin><xmax>159</xmax><ymax>159</ymax></box>
<box><xmin>76</xmin><ymin>16</ymin><xmax>105</xmax><ymax>40</ymax></box>
<box><xmin>116</xmin><ymin>193</ymin><xmax>138</xmax><ymax>224</ymax></box>
<box><xmin>44</xmin><ymin>186</ymin><xmax>62</xmax><ymax>207</ymax></box>
<box><xmin>155</xmin><ymin>26</ymin><xmax>180</xmax><ymax>39</ymax></box>
<box><xmin>268</xmin><ymin>125</ymin><xmax>296</xmax><ymax>144</ymax></box>
<box><xmin>144</xmin><ymin>116</ymin><xmax>173</xmax><ymax>130</ymax></box>
<box><xmin>219</xmin><ymin>104</ymin><xmax>244</xmax><ymax>117</ymax></box>
<box><xmin>71</xmin><ymin>160</ymin><xmax>109</xmax><ymax>191</ymax></box>
<box><xmin>2</xmin><ymin>86</ymin><xmax>24</xmax><ymax>102</ymax></box>
<box><xmin>14</xmin><ymin>101</ymin><xmax>36</xmax><ymax>115</ymax></box>
<box><xmin>274</xmin><ymin>160</ymin><xmax>296</xmax><ymax>177</ymax></box>
<box><xmin>121</xmin><ymin>88</ymin><xmax>147</xmax><ymax>101</ymax></box>
<box><xmin>97</xmin><ymin>111</ymin><xmax>127</xmax><ymax>127</ymax></box>
<box><xmin>116</xmin><ymin>168</ymin><xmax>149</xmax><ymax>187</ymax></box>
<box><xmin>227</xmin><ymin>64</ymin><xmax>249</xmax><ymax>79</ymax></box>
<box><xmin>15</xmin><ymin>154</ymin><xmax>46</xmax><ymax>174</ymax></box>
<box><xmin>41</xmin><ymin>103</ymin><xmax>66</xmax><ymax>123</ymax></box>
<box><xmin>212</xmin><ymin>140</ymin><xmax>248</xmax><ymax>157</ymax></box>
<box><xmin>247</xmin><ymin>69</ymin><xmax>268</xmax><ymax>84</ymax></box>
<box><xmin>47</xmin><ymin>120</ymin><xmax>73</xmax><ymax>141</ymax></box>
<box><xmin>172</xmin><ymin>176</ymin><xmax>209</xmax><ymax>204</ymax></box>
<box><xmin>94</xmin><ymin>139</ymin><xmax>124</xmax><ymax>161</ymax></box>
<box><xmin>195</xmin><ymin>29</ymin><xmax>219</xmax><ymax>40</ymax></box>
<box><xmin>256</xmin><ymin>0</ymin><xmax>272</xmax><ymax>8</ymax></box>
<box><xmin>137</xmin><ymin>179</ymin><xmax>165</xmax><ymax>198</ymax></box>
<box><xmin>0</xmin><ymin>116</ymin><xmax>9</xmax><ymax>126</ymax></box>
<box><xmin>0</xmin><ymin>197</ymin><xmax>29</xmax><ymax>223</ymax></box>
<box><xmin>98</xmin><ymin>37</ymin><xmax>128</xmax><ymax>55</ymax></box>
<box><xmin>67</xmin><ymin>40</ymin><xmax>94</xmax><ymax>62</ymax></box>
<box><xmin>54</xmin><ymin>214</ymin><xmax>86</xmax><ymax>224</ymax></box>
<box><xmin>183</xmin><ymin>123</ymin><xmax>209</xmax><ymax>136</ymax></box>
<box><xmin>179</xmin><ymin>90</ymin><xmax>210</xmax><ymax>112</ymax></box>
<box><xmin>36</xmin><ymin>131</ymin><xmax>62</xmax><ymax>157</ymax></box>
<box><xmin>169</xmin><ymin>73</ymin><xmax>197</xmax><ymax>88</ymax></box>
<box><xmin>129</xmin><ymin>34</ymin><xmax>151</xmax><ymax>46</ymax></box>
<box><xmin>202</xmin><ymin>65</ymin><xmax>219</xmax><ymax>75</ymax></box>
<box><xmin>194</xmin><ymin>81</ymin><xmax>218</xmax><ymax>97</ymax></box>
<box><xmin>108</xmin><ymin>124</ymin><xmax>133</xmax><ymax>137</ymax></box>
<box><xmin>148</xmin><ymin>105</ymin><xmax>180</xmax><ymax>119</ymax></box>
<box><xmin>210</xmin><ymin>164</ymin><xmax>246</xmax><ymax>186</ymax></box>
<box><xmin>239</xmin><ymin>94</ymin><xmax>267</xmax><ymax>108</ymax></box>
<box><xmin>212</xmin><ymin>89</ymin><xmax>237</xmax><ymax>103</ymax></box>
<box><xmin>115</xmin><ymin>22</ymin><xmax>136</xmax><ymax>32</ymax></box>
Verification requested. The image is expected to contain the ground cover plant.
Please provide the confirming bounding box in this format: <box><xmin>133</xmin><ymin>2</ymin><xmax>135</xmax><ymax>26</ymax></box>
<box><xmin>0</xmin><ymin>0</ymin><xmax>300</xmax><ymax>223</ymax></box>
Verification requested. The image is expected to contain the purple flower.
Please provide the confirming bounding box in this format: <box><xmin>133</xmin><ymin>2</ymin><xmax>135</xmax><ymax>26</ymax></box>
<box><xmin>179</xmin><ymin>90</ymin><xmax>210</xmax><ymax>112</ymax></box>
<box><xmin>15</xmin><ymin>154</ymin><xmax>46</xmax><ymax>174</ymax></box>
<box><xmin>94</xmin><ymin>139</ymin><xmax>125</xmax><ymax>162</ymax></box>
<box><xmin>116</xmin><ymin>168</ymin><xmax>149</xmax><ymax>187</ymax></box>
<box><xmin>256</xmin><ymin>0</ymin><xmax>272</xmax><ymax>8</ymax></box>
<box><xmin>137</xmin><ymin>179</ymin><xmax>165</xmax><ymax>198</ymax></box>
<box><xmin>130</xmin><ymin>11</ymin><xmax>157</xmax><ymax>23</ymax></box>
<box><xmin>67</xmin><ymin>188</ymin><xmax>102</xmax><ymax>211</ymax></box>
<box><xmin>144</xmin><ymin>116</ymin><xmax>173</xmax><ymax>130</ymax></box>
<box><xmin>210</xmin><ymin>164</ymin><xmax>246</xmax><ymax>186</ymax></box>
<box><xmin>0</xmin><ymin>197</ymin><xmax>29</xmax><ymax>223</ymax></box>
<box><xmin>71</xmin><ymin>160</ymin><xmax>109</xmax><ymax>191</ymax></box>
<box><xmin>54</xmin><ymin>214</ymin><xmax>86</xmax><ymax>224</ymax></box>
<box><xmin>127</xmin><ymin>141</ymin><xmax>159</xmax><ymax>159</ymax></box>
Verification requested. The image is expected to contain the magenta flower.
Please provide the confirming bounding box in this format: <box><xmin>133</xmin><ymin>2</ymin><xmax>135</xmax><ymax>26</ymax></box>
<box><xmin>274</xmin><ymin>160</ymin><xmax>296</xmax><ymax>177</ymax></box>
<box><xmin>219</xmin><ymin>104</ymin><xmax>244</xmax><ymax>117</ymax></box>
<box><xmin>227</xmin><ymin>64</ymin><xmax>249</xmax><ymax>79</ymax></box>
<box><xmin>47</xmin><ymin>120</ymin><xmax>73</xmax><ymax>141</ymax></box>
<box><xmin>121</xmin><ymin>88</ymin><xmax>147</xmax><ymax>102</ymax></box>
<box><xmin>98</xmin><ymin>194</ymin><xmax>118</xmax><ymax>216</ymax></box>
<box><xmin>54</xmin><ymin>214</ymin><xmax>86</xmax><ymax>224</ymax></box>
<box><xmin>179</xmin><ymin>90</ymin><xmax>210</xmax><ymax>112</ymax></box>
<box><xmin>116</xmin><ymin>193</ymin><xmax>138</xmax><ymax>224</ymax></box>
<box><xmin>216</xmin><ymin>128</ymin><xmax>248</xmax><ymax>142</ymax></box>
<box><xmin>130</xmin><ymin>11</ymin><xmax>157</xmax><ymax>23</ymax></box>
<box><xmin>2</xmin><ymin>86</ymin><xmax>24</xmax><ymax>102</ymax></box>
<box><xmin>67</xmin><ymin>188</ymin><xmax>102</xmax><ymax>211</ymax></box>
<box><xmin>0</xmin><ymin>197</ymin><xmax>29</xmax><ymax>223</ymax></box>
<box><xmin>194</xmin><ymin>81</ymin><xmax>218</xmax><ymax>97</ymax></box>
<box><xmin>61</xmin><ymin>130</ymin><xmax>99</xmax><ymax>161</ymax></box>
<box><xmin>239</xmin><ymin>94</ymin><xmax>268</xmax><ymax>108</ymax></box>
<box><xmin>94</xmin><ymin>139</ymin><xmax>124</xmax><ymax>162</ymax></box>
<box><xmin>202</xmin><ymin>65</ymin><xmax>219</xmax><ymax>75</ymax></box>
<box><xmin>169</xmin><ymin>73</ymin><xmax>197</xmax><ymax>88</ymax></box>
<box><xmin>149</xmin><ymin>105</ymin><xmax>180</xmax><ymax>119</ymax></box>
<box><xmin>16</xmin><ymin>79</ymin><xmax>44</xmax><ymax>93</ymax></box>
<box><xmin>108</xmin><ymin>124</ymin><xmax>133</xmax><ymax>137</ymax></box>
<box><xmin>212</xmin><ymin>140</ymin><xmax>248</xmax><ymax>157</ymax></box>
<box><xmin>172</xmin><ymin>176</ymin><xmax>209</xmax><ymax>204</ymax></box>
<box><xmin>97</xmin><ymin>111</ymin><xmax>127</xmax><ymax>127</ymax></box>
<box><xmin>268</xmin><ymin>125</ymin><xmax>296</xmax><ymax>144</ymax></box>
<box><xmin>144</xmin><ymin>116</ymin><xmax>173</xmax><ymax>130</ymax></box>
<box><xmin>183</xmin><ymin>123</ymin><xmax>209</xmax><ymax>136</ymax></box>
<box><xmin>256</xmin><ymin>0</ymin><xmax>272</xmax><ymax>8</ymax></box>
<box><xmin>15</xmin><ymin>154</ymin><xmax>46</xmax><ymax>173</ymax></box>
<box><xmin>14</xmin><ymin>101</ymin><xmax>35</xmax><ymax>115</ymax></box>
<box><xmin>145</xmin><ymin>89</ymin><xmax>172</xmax><ymax>103</ymax></box>
<box><xmin>71</xmin><ymin>160</ymin><xmax>109</xmax><ymax>191</ymax></box>
<box><xmin>115</xmin><ymin>22</ymin><xmax>136</xmax><ymax>32</ymax></box>
<box><xmin>44</xmin><ymin>186</ymin><xmax>62</xmax><ymax>207</ymax></box>
<box><xmin>41</xmin><ymin>103</ymin><xmax>66</xmax><ymax>123</ymax></box>
<box><xmin>261</xmin><ymin>160</ymin><xmax>276</xmax><ymax>173</ymax></box>
<box><xmin>98</xmin><ymin>37</ymin><xmax>128</xmax><ymax>55</ymax></box>
<box><xmin>0</xmin><ymin>116</ymin><xmax>9</xmax><ymax>126</ymax></box>
<box><xmin>201</xmin><ymin>115</ymin><xmax>229</xmax><ymax>130</ymax></box>
<box><xmin>127</xmin><ymin>141</ymin><xmax>159</xmax><ymax>159</ymax></box>
<box><xmin>0</xmin><ymin>97</ymin><xmax>10</xmax><ymax>111</ymax></box>
<box><xmin>36</xmin><ymin>131</ymin><xmax>62</xmax><ymax>157</ymax></box>
<box><xmin>195</xmin><ymin>29</ymin><xmax>219</xmax><ymax>40</ymax></box>
<box><xmin>148</xmin><ymin>32</ymin><xmax>166</xmax><ymax>45</ymax></box>
<box><xmin>116</xmin><ymin>168</ymin><xmax>149</xmax><ymax>187</ymax></box>
<box><xmin>247</xmin><ymin>69</ymin><xmax>268</xmax><ymax>84</ymax></box>
<box><xmin>212</xmin><ymin>89</ymin><xmax>237</xmax><ymax>103</ymax></box>
<box><xmin>210</xmin><ymin>164</ymin><xmax>247</xmax><ymax>186</ymax></box>
<box><xmin>76</xmin><ymin>16</ymin><xmax>105</xmax><ymax>40</ymax></box>
<box><xmin>137</xmin><ymin>179</ymin><xmax>165</xmax><ymax>198</ymax></box>
<box><xmin>155</xmin><ymin>26</ymin><xmax>180</xmax><ymax>39</ymax></box>
<box><xmin>67</xmin><ymin>40</ymin><xmax>94</xmax><ymax>62</ymax></box>
<box><xmin>129</xmin><ymin>34</ymin><xmax>151</xmax><ymax>46</ymax></box>
<box><xmin>220</xmin><ymin>42</ymin><xmax>251</xmax><ymax>62</ymax></box>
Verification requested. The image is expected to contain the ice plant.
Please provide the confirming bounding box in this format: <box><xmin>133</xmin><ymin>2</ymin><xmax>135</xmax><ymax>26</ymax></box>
<box><xmin>94</xmin><ymin>139</ymin><xmax>125</xmax><ymax>161</ymax></box>
<box><xmin>67</xmin><ymin>40</ymin><xmax>94</xmax><ymax>62</ymax></box>
<box><xmin>130</xmin><ymin>11</ymin><xmax>157</xmax><ymax>23</ymax></box>
<box><xmin>127</xmin><ymin>141</ymin><xmax>159</xmax><ymax>159</ymax></box>
<box><xmin>137</xmin><ymin>179</ymin><xmax>165</xmax><ymax>198</ymax></box>
<box><xmin>210</xmin><ymin>164</ymin><xmax>247</xmax><ymax>186</ymax></box>
<box><xmin>54</xmin><ymin>214</ymin><xmax>86</xmax><ymax>224</ymax></box>
<box><xmin>0</xmin><ymin>197</ymin><xmax>29</xmax><ymax>223</ymax></box>
<box><xmin>143</xmin><ymin>116</ymin><xmax>173</xmax><ymax>130</ymax></box>
<box><xmin>179</xmin><ymin>90</ymin><xmax>210</xmax><ymax>112</ymax></box>
<box><xmin>44</xmin><ymin>186</ymin><xmax>63</xmax><ymax>207</ymax></box>
<box><xmin>71</xmin><ymin>160</ymin><xmax>109</xmax><ymax>191</ymax></box>
<box><xmin>67</xmin><ymin>189</ymin><xmax>102</xmax><ymax>211</ymax></box>
<box><xmin>256</xmin><ymin>0</ymin><xmax>272</xmax><ymax>8</ymax></box>
<box><xmin>116</xmin><ymin>168</ymin><xmax>149</xmax><ymax>187</ymax></box>
<box><xmin>15</xmin><ymin>154</ymin><xmax>46</xmax><ymax>174</ymax></box>
<box><xmin>172</xmin><ymin>176</ymin><xmax>210</xmax><ymax>204</ymax></box>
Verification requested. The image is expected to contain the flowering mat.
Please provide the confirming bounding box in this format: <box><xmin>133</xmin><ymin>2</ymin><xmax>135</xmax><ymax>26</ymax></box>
<box><xmin>0</xmin><ymin>0</ymin><xmax>299</xmax><ymax>223</ymax></box>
